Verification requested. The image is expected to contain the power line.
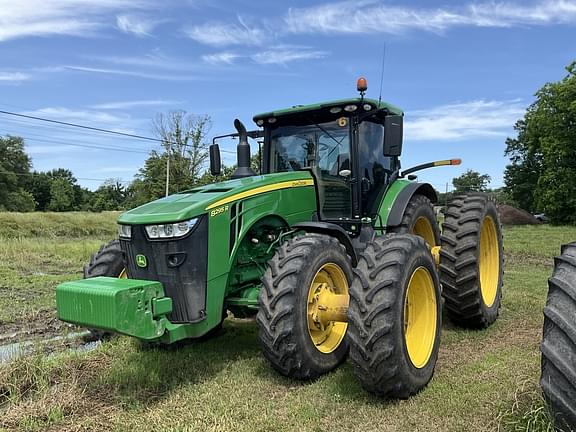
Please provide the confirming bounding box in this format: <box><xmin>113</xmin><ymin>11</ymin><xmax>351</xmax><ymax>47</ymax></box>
<box><xmin>0</xmin><ymin>129</ymin><xmax>153</xmax><ymax>155</ymax></box>
<box><xmin>0</xmin><ymin>109</ymin><xmax>238</xmax><ymax>154</ymax></box>
<box><xmin>0</xmin><ymin>169</ymin><xmax>127</xmax><ymax>183</ymax></box>
<box><xmin>0</xmin><ymin>109</ymin><xmax>166</xmax><ymax>144</ymax></box>
<box><xmin>0</xmin><ymin>114</ymin><xmax>162</xmax><ymax>149</ymax></box>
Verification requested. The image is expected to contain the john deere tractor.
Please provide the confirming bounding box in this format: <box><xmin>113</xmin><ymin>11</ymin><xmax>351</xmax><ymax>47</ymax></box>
<box><xmin>57</xmin><ymin>79</ymin><xmax>504</xmax><ymax>397</ymax></box>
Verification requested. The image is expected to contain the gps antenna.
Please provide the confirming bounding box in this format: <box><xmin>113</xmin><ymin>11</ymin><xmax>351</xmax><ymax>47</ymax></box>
<box><xmin>378</xmin><ymin>42</ymin><xmax>387</xmax><ymax>105</ymax></box>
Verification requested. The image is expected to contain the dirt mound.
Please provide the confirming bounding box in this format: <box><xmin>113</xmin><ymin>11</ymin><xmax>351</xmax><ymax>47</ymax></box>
<box><xmin>497</xmin><ymin>204</ymin><xmax>541</xmax><ymax>225</ymax></box>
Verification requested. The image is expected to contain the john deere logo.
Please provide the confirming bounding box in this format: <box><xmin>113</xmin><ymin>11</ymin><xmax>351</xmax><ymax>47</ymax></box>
<box><xmin>136</xmin><ymin>254</ymin><xmax>147</xmax><ymax>268</ymax></box>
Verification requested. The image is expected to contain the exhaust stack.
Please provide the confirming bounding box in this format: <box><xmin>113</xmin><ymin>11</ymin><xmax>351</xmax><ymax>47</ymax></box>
<box><xmin>231</xmin><ymin>118</ymin><xmax>256</xmax><ymax>179</ymax></box>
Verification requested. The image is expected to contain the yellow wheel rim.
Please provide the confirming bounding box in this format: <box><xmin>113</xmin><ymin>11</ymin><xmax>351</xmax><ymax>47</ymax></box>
<box><xmin>307</xmin><ymin>263</ymin><xmax>349</xmax><ymax>354</ymax></box>
<box><xmin>412</xmin><ymin>216</ymin><xmax>437</xmax><ymax>247</ymax></box>
<box><xmin>404</xmin><ymin>266</ymin><xmax>437</xmax><ymax>369</ymax></box>
<box><xmin>119</xmin><ymin>268</ymin><xmax>128</xmax><ymax>279</ymax></box>
<box><xmin>479</xmin><ymin>216</ymin><xmax>499</xmax><ymax>307</ymax></box>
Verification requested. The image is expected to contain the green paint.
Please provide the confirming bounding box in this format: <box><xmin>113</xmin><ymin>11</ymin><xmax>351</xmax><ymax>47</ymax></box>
<box><xmin>377</xmin><ymin>179</ymin><xmax>413</xmax><ymax>228</ymax></box>
<box><xmin>117</xmin><ymin>171</ymin><xmax>314</xmax><ymax>225</ymax></box>
<box><xmin>136</xmin><ymin>254</ymin><xmax>147</xmax><ymax>268</ymax></box>
<box><xmin>56</xmin><ymin>277</ymin><xmax>171</xmax><ymax>340</ymax></box>
<box><xmin>253</xmin><ymin>97</ymin><xmax>403</xmax><ymax>122</ymax></box>
<box><xmin>54</xmin><ymin>97</ymin><xmax>434</xmax><ymax>345</ymax></box>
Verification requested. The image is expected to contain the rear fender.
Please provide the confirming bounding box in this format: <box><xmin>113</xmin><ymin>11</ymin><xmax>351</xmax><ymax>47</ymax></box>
<box><xmin>385</xmin><ymin>182</ymin><xmax>437</xmax><ymax>227</ymax></box>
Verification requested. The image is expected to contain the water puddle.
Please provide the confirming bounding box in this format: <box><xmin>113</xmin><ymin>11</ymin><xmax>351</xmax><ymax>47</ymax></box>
<box><xmin>0</xmin><ymin>331</ymin><xmax>98</xmax><ymax>363</ymax></box>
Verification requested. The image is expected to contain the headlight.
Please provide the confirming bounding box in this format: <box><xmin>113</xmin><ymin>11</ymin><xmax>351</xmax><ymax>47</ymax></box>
<box><xmin>145</xmin><ymin>218</ymin><xmax>198</xmax><ymax>239</ymax></box>
<box><xmin>118</xmin><ymin>224</ymin><xmax>132</xmax><ymax>239</ymax></box>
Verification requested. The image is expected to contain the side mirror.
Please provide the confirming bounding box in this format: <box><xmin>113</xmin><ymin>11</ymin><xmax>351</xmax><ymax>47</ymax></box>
<box><xmin>384</xmin><ymin>115</ymin><xmax>403</xmax><ymax>157</ymax></box>
<box><xmin>209</xmin><ymin>144</ymin><xmax>221</xmax><ymax>176</ymax></box>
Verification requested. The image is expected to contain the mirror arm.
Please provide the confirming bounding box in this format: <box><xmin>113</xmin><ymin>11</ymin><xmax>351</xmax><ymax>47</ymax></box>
<box><xmin>401</xmin><ymin>159</ymin><xmax>462</xmax><ymax>177</ymax></box>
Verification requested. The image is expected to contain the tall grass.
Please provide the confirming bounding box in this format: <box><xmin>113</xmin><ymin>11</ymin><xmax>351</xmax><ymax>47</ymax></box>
<box><xmin>0</xmin><ymin>212</ymin><xmax>119</xmax><ymax>239</ymax></box>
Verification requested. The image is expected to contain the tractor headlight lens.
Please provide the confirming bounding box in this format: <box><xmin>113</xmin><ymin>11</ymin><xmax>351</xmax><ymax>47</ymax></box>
<box><xmin>145</xmin><ymin>218</ymin><xmax>198</xmax><ymax>239</ymax></box>
<box><xmin>118</xmin><ymin>224</ymin><xmax>132</xmax><ymax>239</ymax></box>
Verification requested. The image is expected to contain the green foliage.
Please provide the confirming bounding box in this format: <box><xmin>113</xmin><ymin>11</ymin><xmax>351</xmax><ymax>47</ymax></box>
<box><xmin>5</xmin><ymin>190</ymin><xmax>37</xmax><ymax>212</ymax></box>
<box><xmin>48</xmin><ymin>178</ymin><xmax>76</xmax><ymax>211</ymax></box>
<box><xmin>130</xmin><ymin>111</ymin><xmax>212</xmax><ymax>206</ymax></box>
<box><xmin>504</xmin><ymin>61</ymin><xmax>576</xmax><ymax>224</ymax></box>
<box><xmin>452</xmin><ymin>169</ymin><xmax>491</xmax><ymax>193</ymax></box>
<box><xmin>91</xmin><ymin>179</ymin><xmax>126</xmax><ymax>211</ymax></box>
<box><xmin>0</xmin><ymin>135</ymin><xmax>33</xmax><ymax>212</ymax></box>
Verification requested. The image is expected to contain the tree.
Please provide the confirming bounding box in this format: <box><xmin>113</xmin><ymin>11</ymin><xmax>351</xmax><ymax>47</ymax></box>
<box><xmin>0</xmin><ymin>135</ymin><xmax>34</xmax><ymax>211</ymax></box>
<box><xmin>92</xmin><ymin>179</ymin><xmax>126</xmax><ymax>211</ymax></box>
<box><xmin>452</xmin><ymin>170</ymin><xmax>491</xmax><ymax>193</ymax></box>
<box><xmin>131</xmin><ymin>111</ymin><xmax>211</xmax><ymax>205</ymax></box>
<box><xmin>504</xmin><ymin>61</ymin><xmax>576</xmax><ymax>224</ymax></box>
<box><xmin>48</xmin><ymin>178</ymin><xmax>75</xmax><ymax>211</ymax></box>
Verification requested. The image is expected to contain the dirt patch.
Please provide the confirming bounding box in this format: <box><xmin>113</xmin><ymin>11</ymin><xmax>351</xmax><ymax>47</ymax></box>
<box><xmin>0</xmin><ymin>309</ymin><xmax>74</xmax><ymax>343</ymax></box>
<box><xmin>498</xmin><ymin>204</ymin><xmax>541</xmax><ymax>225</ymax></box>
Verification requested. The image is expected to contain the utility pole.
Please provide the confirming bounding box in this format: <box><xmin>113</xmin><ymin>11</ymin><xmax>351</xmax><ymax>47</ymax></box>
<box><xmin>165</xmin><ymin>140</ymin><xmax>171</xmax><ymax>197</ymax></box>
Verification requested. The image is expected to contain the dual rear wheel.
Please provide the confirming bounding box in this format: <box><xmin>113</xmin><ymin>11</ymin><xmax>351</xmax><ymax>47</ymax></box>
<box><xmin>258</xmin><ymin>193</ymin><xmax>504</xmax><ymax>398</ymax></box>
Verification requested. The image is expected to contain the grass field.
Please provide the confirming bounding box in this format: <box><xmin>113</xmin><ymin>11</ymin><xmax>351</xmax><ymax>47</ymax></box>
<box><xmin>1</xmin><ymin>212</ymin><xmax>575</xmax><ymax>432</ymax></box>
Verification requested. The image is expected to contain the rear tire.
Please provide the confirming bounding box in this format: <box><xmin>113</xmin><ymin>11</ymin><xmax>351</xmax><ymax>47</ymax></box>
<box><xmin>83</xmin><ymin>240</ymin><xmax>126</xmax><ymax>339</ymax></box>
<box><xmin>541</xmin><ymin>243</ymin><xmax>576</xmax><ymax>430</ymax></box>
<box><xmin>389</xmin><ymin>194</ymin><xmax>440</xmax><ymax>247</ymax></box>
<box><xmin>257</xmin><ymin>233</ymin><xmax>352</xmax><ymax>380</ymax></box>
<box><xmin>348</xmin><ymin>234</ymin><xmax>442</xmax><ymax>398</ymax></box>
<box><xmin>440</xmin><ymin>193</ymin><xmax>504</xmax><ymax>328</ymax></box>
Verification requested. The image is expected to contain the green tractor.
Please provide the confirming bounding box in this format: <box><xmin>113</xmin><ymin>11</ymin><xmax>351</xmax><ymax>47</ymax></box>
<box><xmin>57</xmin><ymin>79</ymin><xmax>504</xmax><ymax>397</ymax></box>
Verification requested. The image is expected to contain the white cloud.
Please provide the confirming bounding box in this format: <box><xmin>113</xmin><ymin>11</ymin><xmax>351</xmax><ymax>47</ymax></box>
<box><xmin>116</xmin><ymin>14</ymin><xmax>159</xmax><ymax>37</ymax></box>
<box><xmin>202</xmin><ymin>52</ymin><xmax>241</xmax><ymax>65</ymax></box>
<box><xmin>64</xmin><ymin>65</ymin><xmax>198</xmax><ymax>81</ymax></box>
<box><xmin>251</xmin><ymin>47</ymin><xmax>328</xmax><ymax>65</ymax></box>
<box><xmin>23</xmin><ymin>107</ymin><xmax>131</xmax><ymax>126</ymax></box>
<box><xmin>90</xmin><ymin>100</ymin><xmax>182</xmax><ymax>110</ymax></box>
<box><xmin>0</xmin><ymin>71</ymin><xmax>30</xmax><ymax>82</ymax></box>
<box><xmin>85</xmin><ymin>51</ymin><xmax>198</xmax><ymax>71</ymax></box>
<box><xmin>405</xmin><ymin>99</ymin><xmax>525</xmax><ymax>141</ymax></box>
<box><xmin>185</xmin><ymin>16</ymin><xmax>267</xmax><ymax>46</ymax></box>
<box><xmin>0</xmin><ymin>0</ymin><xmax>153</xmax><ymax>42</ymax></box>
<box><xmin>284</xmin><ymin>0</ymin><xmax>576</xmax><ymax>35</ymax></box>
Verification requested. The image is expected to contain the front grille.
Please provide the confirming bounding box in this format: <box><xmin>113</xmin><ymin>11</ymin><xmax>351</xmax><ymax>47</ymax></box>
<box><xmin>120</xmin><ymin>215</ymin><xmax>208</xmax><ymax>323</ymax></box>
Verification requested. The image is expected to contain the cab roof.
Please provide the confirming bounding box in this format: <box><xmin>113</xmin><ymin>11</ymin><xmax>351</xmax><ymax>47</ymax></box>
<box><xmin>253</xmin><ymin>97</ymin><xmax>403</xmax><ymax>124</ymax></box>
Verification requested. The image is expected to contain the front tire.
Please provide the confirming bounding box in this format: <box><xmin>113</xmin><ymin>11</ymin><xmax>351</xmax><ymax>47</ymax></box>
<box><xmin>541</xmin><ymin>243</ymin><xmax>576</xmax><ymax>430</ymax></box>
<box><xmin>83</xmin><ymin>240</ymin><xmax>126</xmax><ymax>339</ymax></box>
<box><xmin>257</xmin><ymin>233</ymin><xmax>352</xmax><ymax>380</ymax></box>
<box><xmin>84</xmin><ymin>239</ymin><xmax>126</xmax><ymax>279</ymax></box>
<box><xmin>348</xmin><ymin>234</ymin><xmax>442</xmax><ymax>398</ymax></box>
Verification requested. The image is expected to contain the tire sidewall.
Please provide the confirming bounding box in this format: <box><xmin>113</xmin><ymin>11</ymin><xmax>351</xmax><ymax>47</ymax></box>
<box><xmin>407</xmin><ymin>198</ymin><xmax>441</xmax><ymax>247</ymax></box>
<box><xmin>295</xmin><ymin>240</ymin><xmax>353</xmax><ymax>371</ymax></box>
<box><xmin>397</xmin><ymin>247</ymin><xmax>442</xmax><ymax>386</ymax></box>
<box><xmin>476</xmin><ymin>200</ymin><xmax>504</xmax><ymax>321</ymax></box>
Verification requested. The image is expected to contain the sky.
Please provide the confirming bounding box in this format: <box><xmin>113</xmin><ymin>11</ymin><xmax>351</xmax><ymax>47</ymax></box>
<box><xmin>0</xmin><ymin>0</ymin><xmax>575</xmax><ymax>192</ymax></box>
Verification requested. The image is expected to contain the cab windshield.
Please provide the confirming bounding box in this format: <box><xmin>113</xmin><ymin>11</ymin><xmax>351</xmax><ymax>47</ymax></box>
<box><xmin>268</xmin><ymin>118</ymin><xmax>352</xmax><ymax>219</ymax></box>
<box><xmin>268</xmin><ymin>119</ymin><xmax>350</xmax><ymax>173</ymax></box>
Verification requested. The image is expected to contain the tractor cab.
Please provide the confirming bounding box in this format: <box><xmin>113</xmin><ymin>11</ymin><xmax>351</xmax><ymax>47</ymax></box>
<box><xmin>255</xmin><ymin>98</ymin><xmax>404</xmax><ymax>224</ymax></box>
<box><xmin>210</xmin><ymin>93</ymin><xmax>405</xmax><ymax>235</ymax></box>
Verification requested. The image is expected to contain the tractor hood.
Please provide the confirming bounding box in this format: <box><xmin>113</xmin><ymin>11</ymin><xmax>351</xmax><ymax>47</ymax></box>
<box><xmin>117</xmin><ymin>171</ymin><xmax>314</xmax><ymax>225</ymax></box>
